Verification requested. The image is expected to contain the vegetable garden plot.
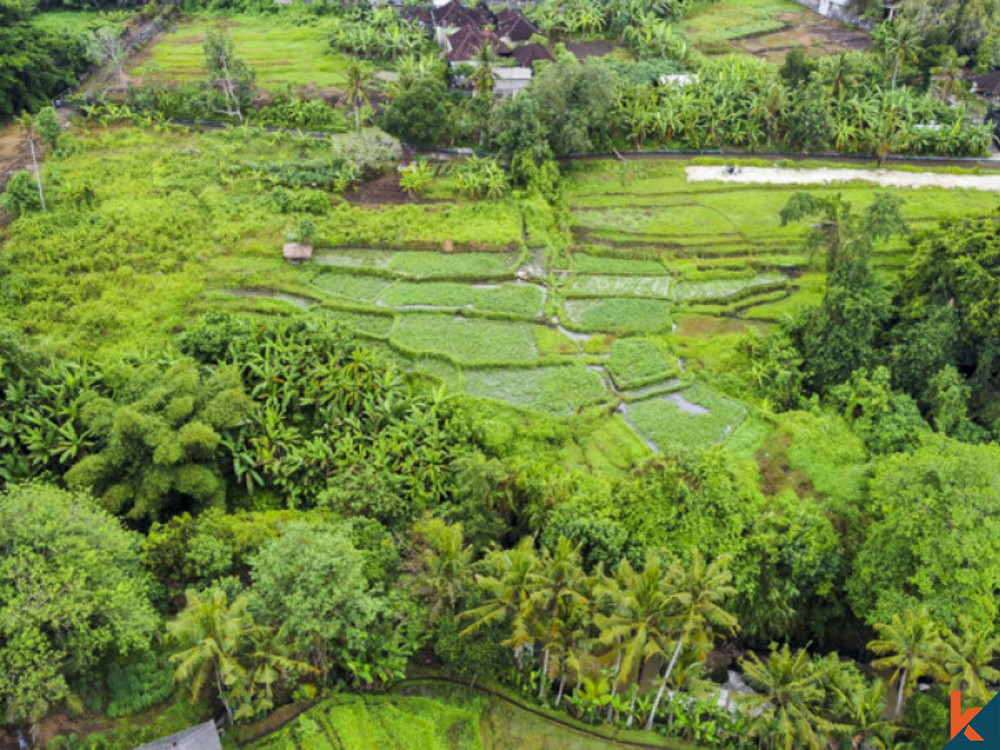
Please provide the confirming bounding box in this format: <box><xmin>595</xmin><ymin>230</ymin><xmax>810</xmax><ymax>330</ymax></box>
<box><xmin>567</xmin><ymin>254</ymin><xmax>668</xmax><ymax>275</ymax></box>
<box><xmin>672</xmin><ymin>273</ymin><xmax>788</xmax><ymax>302</ymax></box>
<box><xmin>318</xmin><ymin>309</ymin><xmax>395</xmax><ymax>338</ymax></box>
<box><xmin>311</xmin><ymin>273</ymin><xmax>391</xmax><ymax>302</ymax></box>
<box><xmin>387</xmin><ymin>251</ymin><xmax>521</xmax><ymax>279</ymax></box>
<box><xmin>377</xmin><ymin>282</ymin><xmax>544</xmax><ymax>317</ymax></box>
<box><xmin>566</xmin><ymin>275</ymin><xmax>672</xmax><ymax>298</ymax></box>
<box><xmin>464</xmin><ymin>365</ymin><xmax>609</xmax><ymax>415</ymax></box>
<box><xmin>562</xmin><ymin>298</ymin><xmax>672</xmax><ymax>334</ymax></box>
<box><xmin>250</xmin><ymin>694</ymin><xmax>482</xmax><ymax>750</ymax></box>
<box><xmin>312</xmin><ymin>249</ymin><xmax>395</xmax><ymax>270</ymax></box>
<box><xmin>625</xmin><ymin>384</ymin><xmax>746</xmax><ymax>450</ymax></box>
<box><xmin>607</xmin><ymin>338</ymin><xmax>679</xmax><ymax>390</ymax></box>
<box><xmin>388</xmin><ymin>315</ymin><xmax>539</xmax><ymax>366</ymax></box>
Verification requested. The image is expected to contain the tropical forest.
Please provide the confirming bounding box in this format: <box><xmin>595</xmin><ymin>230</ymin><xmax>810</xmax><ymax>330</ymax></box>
<box><xmin>3</xmin><ymin>0</ymin><xmax>1000</xmax><ymax>747</ymax></box>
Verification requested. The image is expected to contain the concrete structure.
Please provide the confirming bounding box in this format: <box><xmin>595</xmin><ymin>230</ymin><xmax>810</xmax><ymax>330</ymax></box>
<box><xmin>789</xmin><ymin>0</ymin><xmax>869</xmax><ymax>25</ymax></box>
<box><xmin>135</xmin><ymin>721</ymin><xmax>223</xmax><ymax>750</ymax></box>
<box><xmin>493</xmin><ymin>67</ymin><xmax>533</xmax><ymax>97</ymax></box>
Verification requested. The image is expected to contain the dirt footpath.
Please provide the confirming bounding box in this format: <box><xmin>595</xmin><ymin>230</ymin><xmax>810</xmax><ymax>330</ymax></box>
<box><xmin>686</xmin><ymin>165</ymin><xmax>1000</xmax><ymax>192</ymax></box>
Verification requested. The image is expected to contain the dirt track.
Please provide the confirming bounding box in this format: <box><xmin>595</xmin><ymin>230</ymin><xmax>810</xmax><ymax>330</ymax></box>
<box><xmin>686</xmin><ymin>165</ymin><xmax>1000</xmax><ymax>191</ymax></box>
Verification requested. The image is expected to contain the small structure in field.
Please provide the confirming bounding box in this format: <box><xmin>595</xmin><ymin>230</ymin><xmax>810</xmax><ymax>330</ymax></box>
<box><xmin>135</xmin><ymin>721</ymin><xmax>223</xmax><ymax>750</ymax></box>
<box><xmin>283</xmin><ymin>243</ymin><xmax>314</xmax><ymax>264</ymax></box>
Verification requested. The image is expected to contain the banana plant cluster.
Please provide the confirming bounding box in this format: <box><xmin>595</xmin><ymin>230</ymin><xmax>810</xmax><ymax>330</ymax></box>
<box><xmin>614</xmin><ymin>54</ymin><xmax>991</xmax><ymax>157</ymax></box>
<box><xmin>332</xmin><ymin>7</ymin><xmax>434</xmax><ymax>63</ymax></box>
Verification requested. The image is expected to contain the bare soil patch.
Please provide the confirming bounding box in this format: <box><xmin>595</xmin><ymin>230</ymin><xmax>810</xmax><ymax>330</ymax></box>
<box><xmin>737</xmin><ymin>12</ymin><xmax>869</xmax><ymax>62</ymax></box>
<box><xmin>566</xmin><ymin>40</ymin><xmax>617</xmax><ymax>60</ymax></box>
<box><xmin>344</xmin><ymin>174</ymin><xmax>445</xmax><ymax>205</ymax></box>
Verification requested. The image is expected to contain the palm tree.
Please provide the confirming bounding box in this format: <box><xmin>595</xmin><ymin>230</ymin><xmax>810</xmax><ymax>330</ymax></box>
<box><xmin>238</xmin><ymin>627</ymin><xmax>314</xmax><ymax>722</ymax></box>
<box><xmin>822</xmin><ymin>660</ymin><xmax>897</xmax><ymax>750</ymax></box>
<box><xmin>527</xmin><ymin>537</ymin><xmax>589</xmax><ymax>700</ymax></box>
<box><xmin>460</xmin><ymin>537</ymin><xmax>539</xmax><ymax>667</ymax></box>
<box><xmin>168</xmin><ymin>587</ymin><xmax>255</xmax><ymax>724</ymax></box>
<box><xmin>645</xmin><ymin>549</ymin><xmax>737</xmax><ymax>731</ymax></box>
<box><xmin>15</xmin><ymin>112</ymin><xmax>45</xmax><ymax>212</ymax></box>
<box><xmin>877</xmin><ymin>20</ymin><xmax>921</xmax><ymax>89</ymax></box>
<box><xmin>410</xmin><ymin>515</ymin><xmax>474</xmax><ymax>622</ymax></box>
<box><xmin>472</xmin><ymin>43</ymin><xmax>497</xmax><ymax>98</ymax></box>
<box><xmin>943</xmin><ymin>616</ymin><xmax>1000</xmax><ymax>705</ymax></box>
<box><xmin>595</xmin><ymin>554</ymin><xmax>673</xmax><ymax>727</ymax></box>
<box><xmin>344</xmin><ymin>59</ymin><xmax>371</xmax><ymax>133</ymax></box>
<box><xmin>740</xmin><ymin>644</ymin><xmax>833</xmax><ymax>750</ymax></box>
<box><xmin>868</xmin><ymin>609</ymin><xmax>947</xmax><ymax>718</ymax></box>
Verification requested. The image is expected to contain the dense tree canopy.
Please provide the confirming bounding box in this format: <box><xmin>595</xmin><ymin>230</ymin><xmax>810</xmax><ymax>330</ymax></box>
<box><xmin>0</xmin><ymin>484</ymin><xmax>156</xmax><ymax>722</ymax></box>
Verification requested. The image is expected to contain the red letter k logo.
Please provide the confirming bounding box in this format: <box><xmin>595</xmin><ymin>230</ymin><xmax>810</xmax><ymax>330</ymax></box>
<box><xmin>952</xmin><ymin>690</ymin><xmax>985</xmax><ymax>741</ymax></box>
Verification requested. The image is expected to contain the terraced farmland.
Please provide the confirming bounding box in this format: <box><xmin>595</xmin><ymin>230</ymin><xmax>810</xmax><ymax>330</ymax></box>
<box><xmin>225</xmin><ymin>158</ymin><xmax>1000</xmax><ymax>455</ymax></box>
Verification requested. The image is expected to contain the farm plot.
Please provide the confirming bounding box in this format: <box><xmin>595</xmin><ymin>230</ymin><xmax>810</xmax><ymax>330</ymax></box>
<box><xmin>624</xmin><ymin>384</ymin><xmax>746</xmax><ymax>450</ymax></box>
<box><xmin>388</xmin><ymin>315</ymin><xmax>541</xmax><ymax>366</ymax></box>
<box><xmin>377</xmin><ymin>282</ymin><xmax>545</xmax><ymax>317</ymax></box>
<box><xmin>464</xmin><ymin>365</ymin><xmax>608</xmax><ymax>415</ymax></box>
<box><xmin>672</xmin><ymin>273</ymin><xmax>788</xmax><ymax>302</ymax></box>
<box><xmin>607</xmin><ymin>338</ymin><xmax>679</xmax><ymax>390</ymax></box>
<box><xmin>139</xmin><ymin>15</ymin><xmax>353</xmax><ymax>90</ymax></box>
<box><xmin>566</xmin><ymin>275</ymin><xmax>672</xmax><ymax>298</ymax></box>
<box><xmin>562</xmin><ymin>298</ymin><xmax>673</xmax><ymax>333</ymax></box>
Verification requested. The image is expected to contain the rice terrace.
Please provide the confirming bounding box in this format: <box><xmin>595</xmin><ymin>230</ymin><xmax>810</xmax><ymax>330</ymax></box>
<box><xmin>7</xmin><ymin>0</ymin><xmax>1000</xmax><ymax>747</ymax></box>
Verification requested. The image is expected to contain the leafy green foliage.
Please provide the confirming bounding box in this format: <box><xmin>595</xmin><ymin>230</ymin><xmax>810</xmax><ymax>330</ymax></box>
<box><xmin>0</xmin><ymin>484</ymin><xmax>156</xmax><ymax>722</ymax></box>
<box><xmin>383</xmin><ymin>78</ymin><xmax>452</xmax><ymax>145</ymax></box>
<box><xmin>250</xmin><ymin>520</ymin><xmax>419</xmax><ymax>687</ymax></box>
<box><xmin>849</xmin><ymin>440</ymin><xmax>1000</xmax><ymax>630</ymax></box>
<box><xmin>105</xmin><ymin>652</ymin><xmax>174</xmax><ymax>718</ymax></box>
<box><xmin>65</xmin><ymin>359</ymin><xmax>251</xmax><ymax>521</ymax></box>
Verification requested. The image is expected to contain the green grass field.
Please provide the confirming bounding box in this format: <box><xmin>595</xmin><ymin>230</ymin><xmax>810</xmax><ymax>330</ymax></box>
<box><xmin>33</xmin><ymin>9</ymin><xmax>133</xmax><ymax>35</ymax></box>
<box><xmin>8</xmin><ymin>122</ymin><xmax>999</xmax><ymax>467</ymax></box>
<box><xmin>140</xmin><ymin>14</ymin><xmax>353</xmax><ymax>90</ymax></box>
<box><xmin>681</xmin><ymin>0</ymin><xmax>806</xmax><ymax>46</ymax></box>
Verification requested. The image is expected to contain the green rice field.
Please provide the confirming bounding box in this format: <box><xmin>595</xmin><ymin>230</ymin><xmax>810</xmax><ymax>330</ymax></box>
<box><xmin>139</xmin><ymin>14</ymin><xmax>354</xmax><ymax>90</ymax></box>
<box><xmin>10</xmin><ymin>123</ymin><xmax>999</xmax><ymax>461</ymax></box>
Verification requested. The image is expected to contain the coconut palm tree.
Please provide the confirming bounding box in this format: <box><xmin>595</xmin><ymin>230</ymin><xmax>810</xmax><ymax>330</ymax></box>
<box><xmin>460</xmin><ymin>537</ymin><xmax>540</xmax><ymax>666</ymax></box>
<box><xmin>868</xmin><ymin>608</ymin><xmax>947</xmax><ymax>718</ymax></box>
<box><xmin>344</xmin><ymin>59</ymin><xmax>371</xmax><ymax>133</ymax></box>
<box><xmin>595</xmin><ymin>554</ymin><xmax>673</xmax><ymax>727</ymax></box>
<box><xmin>527</xmin><ymin>537</ymin><xmax>589</xmax><ymax>700</ymax></box>
<box><xmin>645</xmin><ymin>549</ymin><xmax>737</xmax><ymax>731</ymax></box>
<box><xmin>877</xmin><ymin>19</ymin><xmax>921</xmax><ymax>89</ymax></box>
<box><xmin>410</xmin><ymin>515</ymin><xmax>474</xmax><ymax>622</ymax></box>
<box><xmin>943</xmin><ymin>616</ymin><xmax>1000</xmax><ymax>705</ymax></box>
<box><xmin>472</xmin><ymin>43</ymin><xmax>497</xmax><ymax>98</ymax></box>
<box><xmin>740</xmin><ymin>644</ymin><xmax>833</xmax><ymax>750</ymax></box>
<box><xmin>168</xmin><ymin>587</ymin><xmax>255</xmax><ymax>724</ymax></box>
<box><xmin>822</xmin><ymin>659</ymin><xmax>897</xmax><ymax>750</ymax></box>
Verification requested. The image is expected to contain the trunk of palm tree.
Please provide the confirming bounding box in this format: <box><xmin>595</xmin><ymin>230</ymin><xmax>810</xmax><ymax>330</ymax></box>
<box><xmin>607</xmin><ymin>648</ymin><xmax>623</xmax><ymax>721</ymax></box>
<box><xmin>625</xmin><ymin>690</ymin><xmax>639</xmax><ymax>728</ymax></box>
<box><xmin>27</xmin><ymin>136</ymin><xmax>45</xmax><ymax>212</ymax></box>
<box><xmin>538</xmin><ymin>646</ymin><xmax>550</xmax><ymax>700</ymax></box>
<box><xmin>895</xmin><ymin>666</ymin><xmax>908</xmax><ymax>717</ymax></box>
<box><xmin>645</xmin><ymin>635</ymin><xmax>684</xmax><ymax>731</ymax></box>
<box><xmin>555</xmin><ymin>671</ymin><xmax>567</xmax><ymax>706</ymax></box>
<box><xmin>891</xmin><ymin>56</ymin><xmax>900</xmax><ymax>89</ymax></box>
<box><xmin>216</xmin><ymin>667</ymin><xmax>234</xmax><ymax>725</ymax></box>
<box><xmin>353</xmin><ymin>102</ymin><xmax>360</xmax><ymax>133</ymax></box>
